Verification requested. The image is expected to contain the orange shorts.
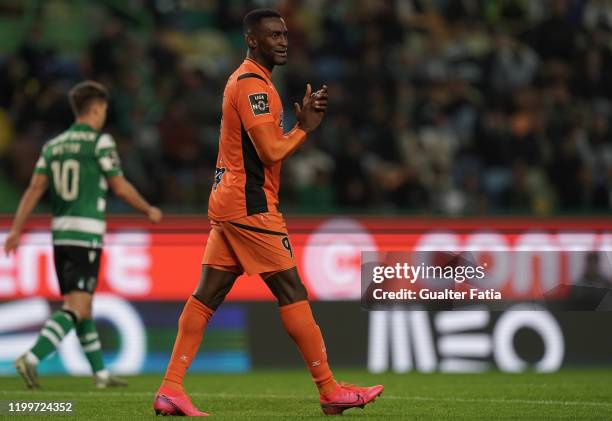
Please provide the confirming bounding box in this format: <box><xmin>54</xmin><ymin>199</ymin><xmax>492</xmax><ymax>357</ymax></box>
<box><xmin>201</xmin><ymin>212</ymin><xmax>296</xmax><ymax>275</ymax></box>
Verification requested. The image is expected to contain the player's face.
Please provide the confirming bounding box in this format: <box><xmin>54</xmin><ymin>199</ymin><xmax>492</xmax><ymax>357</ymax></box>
<box><xmin>257</xmin><ymin>17</ymin><xmax>288</xmax><ymax>66</ymax></box>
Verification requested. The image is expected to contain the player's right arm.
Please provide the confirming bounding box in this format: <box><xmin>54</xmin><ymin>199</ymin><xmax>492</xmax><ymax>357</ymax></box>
<box><xmin>96</xmin><ymin>134</ymin><xmax>162</xmax><ymax>223</ymax></box>
<box><xmin>4</xmin><ymin>172</ymin><xmax>48</xmax><ymax>256</ymax></box>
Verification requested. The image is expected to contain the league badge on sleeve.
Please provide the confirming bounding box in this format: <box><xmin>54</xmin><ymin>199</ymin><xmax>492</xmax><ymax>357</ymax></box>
<box><xmin>248</xmin><ymin>93</ymin><xmax>270</xmax><ymax>116</ymax></box>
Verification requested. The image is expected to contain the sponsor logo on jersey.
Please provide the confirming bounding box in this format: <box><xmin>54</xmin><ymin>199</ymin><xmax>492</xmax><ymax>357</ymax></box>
<box><xmin>248</xmin><ymin>93</ymin><xmax>270</xmax><ymax>116</ymax></box>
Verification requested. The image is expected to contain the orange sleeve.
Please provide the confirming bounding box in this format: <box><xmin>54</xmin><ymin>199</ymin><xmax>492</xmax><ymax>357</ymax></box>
<box><xmin>248</xmin><ymin>123</ymin><xmax>307</xmax><ymax>166</ymax></box>
<box><xmin>236</xmin><ymin>77</ymin><xmax>276</xmax><ymax>131</ymax></box>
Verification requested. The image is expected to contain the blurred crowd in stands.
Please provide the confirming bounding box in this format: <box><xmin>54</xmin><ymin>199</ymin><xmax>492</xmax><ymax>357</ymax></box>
<box><xmin>1</xmin><ymin>0</ymin><xmax>611</xmax><ymax>214</ymax></box>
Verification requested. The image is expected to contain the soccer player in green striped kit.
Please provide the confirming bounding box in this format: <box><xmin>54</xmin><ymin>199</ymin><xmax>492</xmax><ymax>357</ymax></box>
<box><xmin>4</xmin><ymin>81</ymin><xmax>162</xmax><ymax>389</ymax></box>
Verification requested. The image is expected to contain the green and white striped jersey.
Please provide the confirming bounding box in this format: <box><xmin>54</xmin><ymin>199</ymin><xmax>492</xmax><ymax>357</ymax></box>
<box><xmin>34</xmin><ymin>123</ymin><xmax>122</xmax><ymax>248</ymax></box>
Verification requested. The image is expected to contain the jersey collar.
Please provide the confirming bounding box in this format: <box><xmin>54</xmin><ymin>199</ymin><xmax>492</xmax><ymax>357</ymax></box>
<box><xmin>71</xmin><ymin>122</ymin><xmax>96</xmax><ymax>132</ymax></box>
<box><xmin>244</xmin><ymin>58</ymin><xmax>272</xmax><ymax>81</ymax></box>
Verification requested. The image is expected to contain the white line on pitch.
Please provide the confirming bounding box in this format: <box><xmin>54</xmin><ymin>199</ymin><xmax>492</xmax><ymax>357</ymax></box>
<box><xmin>0</xmin><ymin>390</ymin><xmax>611</xmax><ymax>408</ymax></box>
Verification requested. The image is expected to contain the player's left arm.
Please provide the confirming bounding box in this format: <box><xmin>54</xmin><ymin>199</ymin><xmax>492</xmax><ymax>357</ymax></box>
<box><xmin>4</xmin><ymin>172</ymin><xmax>49</xmax><ymax>255</ymax></box>
<box><xmin>95</xmin><ymin>134</ymin><xmax>162</xmax><ymax>223</ymax></box>
<box><xmin>107</xmin><ymin>175</ymin><xmax>162</xmax><ymax>223</ymax></box>
<box><xmin>248</xmin><ymin>123</ymin><xmax>307</xmax><ymax>165</ymax></box>
<box><xmin>248</xmin><ymin>84</ymin><xmax>328</xmax><ymax>165</ymax></box>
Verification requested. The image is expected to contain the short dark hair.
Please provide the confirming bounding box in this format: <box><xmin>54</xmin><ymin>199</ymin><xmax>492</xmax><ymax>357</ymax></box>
<box><xmin>68</xmin><ymin>81</ymin><xmax>109</xmax><ymax>116</ymax></box>
<box><xmin>243</xmin><ymin>9</ymin><xmax>281</xmax><ymax>35</ymax></box>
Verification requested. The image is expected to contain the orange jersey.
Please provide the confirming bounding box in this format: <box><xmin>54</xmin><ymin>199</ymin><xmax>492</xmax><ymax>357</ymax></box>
<box><xmin>208</xmin><ymin>58</ymin><xmax>284</xmax><ymax>220</ymax></box>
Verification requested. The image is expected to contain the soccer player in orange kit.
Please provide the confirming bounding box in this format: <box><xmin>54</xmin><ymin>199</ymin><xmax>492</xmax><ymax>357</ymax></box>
<box><xmin>153</xmin><ymin>9</ymin><xmax>383</xmax><ymax>416</ymax></box>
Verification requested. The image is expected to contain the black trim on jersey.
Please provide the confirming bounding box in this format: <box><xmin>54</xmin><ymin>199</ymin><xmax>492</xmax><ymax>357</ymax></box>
<box><xmin>241</xmin><ymin>124</ymin><xmax>268</xmax><ymax>215</ymax></box>
<box><xmin>237</xmin><ymin>73</ymin><xmax>267</xmax><ymax>83</ymax></box>
<box><xmin>229</xmin><ymin>221</ymin><xmax>286</xmax><ymax>237</ymax></box>
<box><xmin>244</xmin><ymin>59</ymin><xmax>273</xmax><ymax>82</ymax></box>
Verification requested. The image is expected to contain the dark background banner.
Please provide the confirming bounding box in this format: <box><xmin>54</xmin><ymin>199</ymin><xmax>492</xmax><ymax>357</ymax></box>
<box><xmin>250</xmin><ymin>302</ymin><xmax>612</xmax><ymax>370</ymax></box>
<box><xmin>3</xmin><ymin>298</ymin><xmax>611</xmax><ymax>375</ymax></box>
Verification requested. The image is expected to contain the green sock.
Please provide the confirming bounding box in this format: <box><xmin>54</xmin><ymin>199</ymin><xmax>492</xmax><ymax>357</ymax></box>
<box><xmin>30</xmin><ymin>310</ymin><xmax>76</xmax><ymax>361</ymax></box>
<box><xmin>76</xmin><ymin>319</ymin><xmax>105</xmax><ymax>374</ymax></box>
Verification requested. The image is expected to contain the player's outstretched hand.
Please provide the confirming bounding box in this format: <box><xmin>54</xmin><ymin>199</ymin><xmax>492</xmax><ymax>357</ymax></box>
<box><xmin>148</xmin><ymin>206</ymin><xmax>163</xmax><ymax>223</ymax></box>
<box><xmin>294</xmin><ymin>83</ymin><xmax>328</xmax><ymax>133</ymax></box>
<box><xmin>4</xmin><ymin>231</ymin><xmax>20</xmax><ymax>256</ymax></box>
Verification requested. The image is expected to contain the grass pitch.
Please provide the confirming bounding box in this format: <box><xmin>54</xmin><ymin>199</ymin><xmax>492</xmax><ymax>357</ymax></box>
<box><xmin>0</xmin><ymin>369</ymin><xmax>611</xmax><ymax>420</ymax></box>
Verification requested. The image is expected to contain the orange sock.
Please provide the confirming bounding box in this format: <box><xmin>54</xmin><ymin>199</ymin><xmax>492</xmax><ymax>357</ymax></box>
<box><xmin>279</xmin><ymin>300</ymin><xmax>338</xmax><ymax>396</ymax></box>
<box><xmin>161</xmin><ymin>296</ymin><xmax>214</xmax><ymax>391</ymax></box>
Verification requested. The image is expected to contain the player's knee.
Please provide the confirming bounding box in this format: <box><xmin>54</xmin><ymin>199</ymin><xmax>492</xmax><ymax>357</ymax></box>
<box><xmin>272</xmin><ymin>281</ymin><xmax>308</xmax><ymax>305</ymax></box>
<box><xmin>192</xmin><ymin>291</ymin><xmax>223</xmax><ymax>311</ymax></box>
<box><xmin>79</xmin><ymin>306</ymin><xmax>92</xmax><ymax>320</ymax></box>
<box><xmin>264</xmin><ymin>268</ymin><xmax>308</xmax><ymax>305</ymax></box>
<box><xmin>64</xmin><ymin>291</ymin><xmax>92</xmax><ymax>317</ymax></box>
<box><xmin>62</xmin><ymin>305</ymin><xmax>82</xmax><ymax>322</ymax></box>
<box><xmin>193</xmin><ymin>283</ymin><xmax>225</xmax><ymax>310</ymax></box>
<box><xmin>70</xmin><ymin>304</ymin><xmax>91</xmax><ymax>320</ymax></box>
<box><xmin>193</xmin><ymin>267</ymin><xmax>237</xmax><ymax>310</ymax></box>
<box><xmin>288</xmin><ymin>282</ymin><xmax>308</xmax><ymax>303</ymax></box>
